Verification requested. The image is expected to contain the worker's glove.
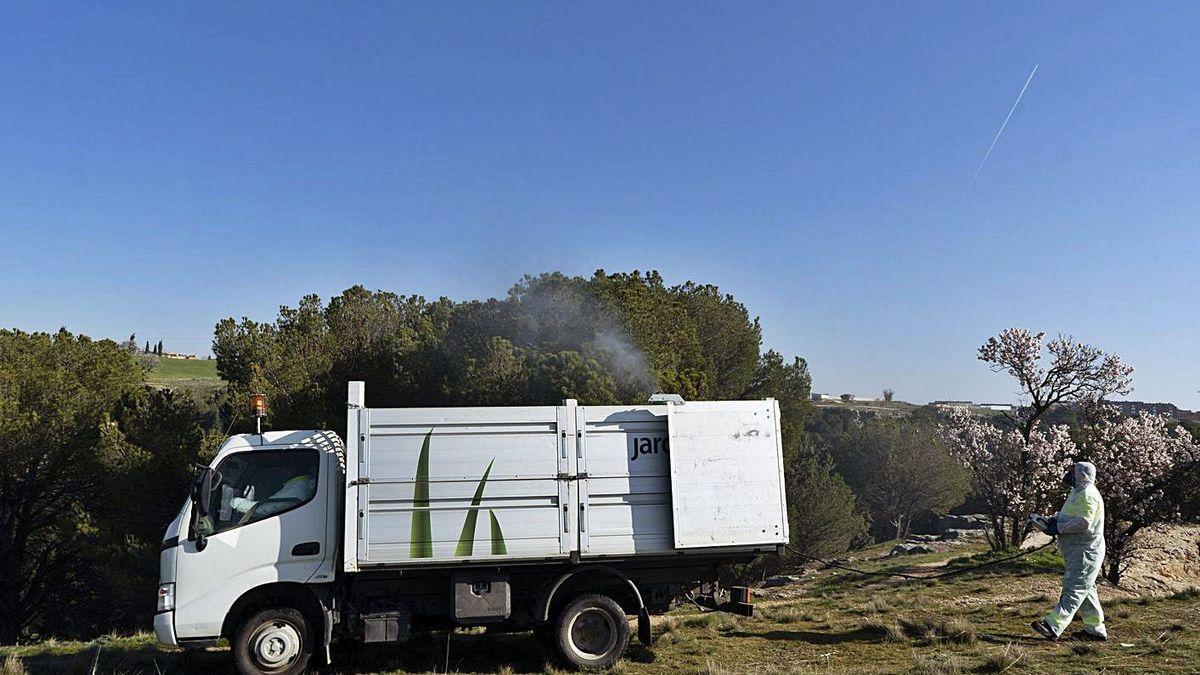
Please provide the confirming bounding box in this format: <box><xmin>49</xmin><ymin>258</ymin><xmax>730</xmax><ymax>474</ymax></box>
<box><xmin>1044</xmin><ymin>517</ymin><xmax>1059</xmax><ymax>536</ymax></box>
<box><xmin>230</xmin><ymin>496</ymin><xmax>255</xmax><ymax>513</ymax></box>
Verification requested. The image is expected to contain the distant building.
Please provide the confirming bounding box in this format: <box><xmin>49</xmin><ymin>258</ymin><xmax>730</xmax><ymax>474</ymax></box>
<box><xmin>977</xmin><ymin>403</ymin><xmax>1016</xmax><ymax>412</ymax></box>
<box><xmin>931</xmin><ymin>400</ymin><xmax>973</xmax><ymax>409</ymax></box>
<box><xmin>811</xmin><ymin>393</ymin><xmax>840</xmax><ymax>401</ymax></box>
<box><xmin>1103</xmin><ymin>400</ymin><xmax>1184</xmax><ymax>418</ymax></box>
<box><xmin>162</xmin><ymin>351</ymin><xmax>199</xmax><ymax>360</ymax></box>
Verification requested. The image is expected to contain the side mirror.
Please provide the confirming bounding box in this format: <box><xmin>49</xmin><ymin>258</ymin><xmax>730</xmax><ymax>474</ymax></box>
<box><xmin>197</xmin><ymin>467</ymin><xmax>215</xmax><ymax>516</ymax></box>
<box><xmin>191</xmin><ymin>467</ymin><xmax>216</xmax><ymax>550</ymax></box>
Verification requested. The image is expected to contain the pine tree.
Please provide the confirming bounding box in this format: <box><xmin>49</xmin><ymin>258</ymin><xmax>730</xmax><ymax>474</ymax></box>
<box><xmin>156</xmin><ymin>340</ymin><xmax>163</xmax><ymax>356</ymax></box>
<box><xmin>144</xmin><ymin>340</ymin><xmax>150</xmax><ymax>354</ymax></box>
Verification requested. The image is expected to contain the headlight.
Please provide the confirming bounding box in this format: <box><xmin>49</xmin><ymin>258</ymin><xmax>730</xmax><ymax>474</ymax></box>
<box><xmin>157</xmin><ymin>583</ymin><xmax>175</xmax><ymax>612</ymax></box>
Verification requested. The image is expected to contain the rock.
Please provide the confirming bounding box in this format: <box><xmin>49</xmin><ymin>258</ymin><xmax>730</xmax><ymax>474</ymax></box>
<box><xmin>939</xmin><ymin>529</ymin><xmax>977</xmax><ymax>541</ymax></box>
<box><xmin>907</xmin><ymin>534</ymin><xmax>938</xmax><ymax>543</ymax></box>
<box><xmin>888</xmin><ymin>543</ymin><xmax>936</xmax><ymax>557</ymax></box>
<box><xmin>762</xmin><ymin>575</ymin><xmax>800</xmax><ymax>588</ymax></box>
<box><xmin>937</xmin><ymin>514</ymin><xmax>988</xmax><ymax>533</ymax></box>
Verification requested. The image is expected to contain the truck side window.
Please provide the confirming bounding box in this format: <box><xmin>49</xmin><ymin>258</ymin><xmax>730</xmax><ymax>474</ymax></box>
<box><xmin>206</xmin><ymin>449</ymin><xmax>319</xmax><ymax>535</ymax></box>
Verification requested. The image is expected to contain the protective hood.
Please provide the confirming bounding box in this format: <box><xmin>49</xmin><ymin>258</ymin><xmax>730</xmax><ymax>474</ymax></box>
<box><xmin>1072</xmin><ymin>461</ymin><xmax>1096</xmax><ymax>490</ymax></box>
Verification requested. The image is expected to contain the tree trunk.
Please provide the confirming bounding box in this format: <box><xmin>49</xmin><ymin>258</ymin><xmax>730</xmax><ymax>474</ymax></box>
<box><xmin>989</xmin><ymin>514</ymin><xmax>1008</xmax><ymax>551</ymax></box>
<box><xmin>1104</xmin><ymin>554</ymin><xmax>1122</xmax><ymax>586</ymax></box>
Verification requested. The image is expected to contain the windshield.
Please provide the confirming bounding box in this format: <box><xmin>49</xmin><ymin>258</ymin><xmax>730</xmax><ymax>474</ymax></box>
<box><xmin>202</xmin><ymin>448</ymin><xmax>319</xmax><ymax>535</ymax></box>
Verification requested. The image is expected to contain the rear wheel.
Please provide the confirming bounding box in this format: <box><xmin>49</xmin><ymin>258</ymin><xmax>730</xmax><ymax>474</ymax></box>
<box><xmin>553</xmin><ymin>594</ymin><xmax>630</xmax><ymax>670</ymax></box>
<box><xmin>233</xmin><ymin>607</ymin><xmax>313</xmax><ymax>675</ymax></box>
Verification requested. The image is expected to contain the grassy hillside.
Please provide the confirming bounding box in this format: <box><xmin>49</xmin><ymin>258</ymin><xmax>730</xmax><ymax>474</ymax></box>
<box><xmin>4</xmin><ymin>543</ymin><xmax>1196</xmax><ymax>674</ymax></box>
<box><xmin>144</xmin><ymin>357</ymin><xmax>224</xmax><ymax>397</ymax></box>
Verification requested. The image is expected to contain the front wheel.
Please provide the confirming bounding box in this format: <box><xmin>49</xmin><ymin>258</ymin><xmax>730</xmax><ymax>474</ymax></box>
<box><xmin>232</xmin><ymin>607</ymin><xmax>313</xmax><ymax>675</ymax></box>
<box><xmin>553</xmin><ymin>594</ymin><xmax>630</xmax><ymax>670</ymax></box>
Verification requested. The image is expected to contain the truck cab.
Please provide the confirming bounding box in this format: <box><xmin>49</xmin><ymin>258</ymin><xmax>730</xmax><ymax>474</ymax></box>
<box><xmin>155</xmin><ymin>430</ymin><xmax>343</xmax><ymax>672</ymax></box>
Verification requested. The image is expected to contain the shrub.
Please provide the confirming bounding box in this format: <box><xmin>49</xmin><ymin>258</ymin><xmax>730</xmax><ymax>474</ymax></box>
<box><xmin>861</xmin><ymin>619</ymin><xmax>906</xmax><ymax>643</ymax></box>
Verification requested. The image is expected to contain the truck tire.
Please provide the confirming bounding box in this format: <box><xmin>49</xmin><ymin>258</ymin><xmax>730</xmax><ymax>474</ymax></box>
<box><xmin>232</xmin><ymin>607</ymin><xmax>313</xmax><ymax>675</ymax></box>
<box><xmin>552</xmin><ymin>594</ymin><xmax>630</xmax><ymax>670</ymax></box>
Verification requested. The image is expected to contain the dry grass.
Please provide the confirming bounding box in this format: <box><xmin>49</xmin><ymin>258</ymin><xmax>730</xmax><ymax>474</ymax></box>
<box><xmin>860</xmin><ymin>618</ymin><xmax>906</xmax><ymax>642</ymax></box>
<box><xmin>2</xmin><ymin>655</ymin><xmax>26</xmax><ymax>675</ymax></box>
<box><xmin>876</xmin><ymin>615</ymin><xmax>978</xmax><ymax>645</ymax></box>
<box><xmin>681</xmin><ymin>612</ymin><xmax>720</xmax><ymax>629</ymax></box>
<box><xmin>976</xmin><ymin>643</ymin><xmax>1028</xmax><ymax>673</ymax></box>
<box><xmin>861</xmin><ymin>596</ymin><xmax>893</xmax><ymax>615</ymax></box>
<box><xmin>913</xmin><ymin>652</ymin><xmax>963</xmax><ymax>675</ymax></box>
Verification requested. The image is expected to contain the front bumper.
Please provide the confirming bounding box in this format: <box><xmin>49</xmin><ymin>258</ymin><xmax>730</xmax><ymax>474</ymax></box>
<box><xmin>154</xmin><ymin>611</ymin><xmax>177</xmax><ymax>646</ymax></box>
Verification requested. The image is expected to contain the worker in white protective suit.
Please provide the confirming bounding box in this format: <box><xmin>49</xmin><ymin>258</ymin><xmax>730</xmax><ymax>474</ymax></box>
<box><xmin>1030</xmin><ymin>461</ymin><xmax>1108</xmax><ymax>642</ymax></box>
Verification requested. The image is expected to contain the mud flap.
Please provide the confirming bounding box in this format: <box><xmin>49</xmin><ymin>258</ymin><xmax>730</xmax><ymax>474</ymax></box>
<box><xmin>637</xmin><ymin>607</ymin><xmax>652</xmax><ymax>646</ymax></box>
<box><xmin>322</xmin><ymin>606</ymin><xmax>335</xmax><ymax>665</ymax></box>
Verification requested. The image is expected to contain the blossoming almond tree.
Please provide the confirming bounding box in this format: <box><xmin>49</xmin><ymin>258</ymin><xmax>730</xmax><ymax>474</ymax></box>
<box><xmin>978</xmin><ymin>328</ymin><xmax>1134</xmax><ymax>437</ymax></box>
<box><xmin>945</xmin><ymin>328</ymin><xmax>1133</xmax><ymax>550</ymax></box>
<box><xmin>943</xmin><ymin>409</ymin><xmax>1074</xmax><ymax>549</ymax></box>
<box><xmin>1083</xmin><ymin>412</ymin><xmax>1199</xmax><ymax>585</ymax></box>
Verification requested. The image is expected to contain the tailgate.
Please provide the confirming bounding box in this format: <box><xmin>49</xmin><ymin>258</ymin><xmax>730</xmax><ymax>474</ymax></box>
<box><xmin>666</xmin><ymin>400</ymin><xmax>788</xmax><ymax>549</ymax></box>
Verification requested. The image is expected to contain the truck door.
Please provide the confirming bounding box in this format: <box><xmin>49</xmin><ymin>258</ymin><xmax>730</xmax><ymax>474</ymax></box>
<box><xmin>173</xmin><ymin>446</ymin><xmax>329</xmax><ymax>640</ymax></box>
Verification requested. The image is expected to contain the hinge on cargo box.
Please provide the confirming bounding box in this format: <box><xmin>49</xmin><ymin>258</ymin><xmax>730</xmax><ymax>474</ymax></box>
<box><xmin>349</xmin><ymin>477</ymin><xmax>372</xmax><ymax>486</ymax></box>
<box><xmin>347</xmin><ymin>402</ymin><xmax>362</xmax><ymax>409</ymax></box>
<box><xmin>555</xmin><ymin>473</ymin><xmax>589</xmax><ymax>481</ymax></box>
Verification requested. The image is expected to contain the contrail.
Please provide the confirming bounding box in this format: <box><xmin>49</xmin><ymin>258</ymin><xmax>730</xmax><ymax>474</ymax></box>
<box><xmin>965</xmin><ymin>64</ymin><xmax>1039</xmax><ymax>196</ymax></box>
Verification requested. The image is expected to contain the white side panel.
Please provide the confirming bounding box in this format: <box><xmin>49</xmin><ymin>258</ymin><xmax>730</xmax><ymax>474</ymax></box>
<box><xmin>577</xmin><ymin>405</ymin><xmax>674</xmax><ymax>556</ymax></box>
<box><xmin>667</xmin><ymin>400</ymin><xmax>788</xmax><ymax>549</ymax></box>
<box><xmin>357</xmin><ymin>406</ymin><xmax>567</xmax><ymax>565</ymax></box>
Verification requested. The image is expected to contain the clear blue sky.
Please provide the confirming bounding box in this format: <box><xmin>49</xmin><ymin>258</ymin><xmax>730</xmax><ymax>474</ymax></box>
<box><xmin>2</xmin><ymin>2</ymin><xmax>1197</xmax><ymax>408</ymax></box>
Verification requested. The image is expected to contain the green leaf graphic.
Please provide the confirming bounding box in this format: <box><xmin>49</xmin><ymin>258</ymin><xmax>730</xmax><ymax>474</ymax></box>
<box><xmin>454</xmin><ymin>458</ymin><xmax>495</xmax><ymax>556</ymax></box>
<box><xmin>409</xmin><ymin>430</ymin><xmax>433</xmax><ymax>558</ymax></box>
<box><xmin>489</xmin><ymin>510</ymin><xmax>507</xmax><ymax>555</ymax></box>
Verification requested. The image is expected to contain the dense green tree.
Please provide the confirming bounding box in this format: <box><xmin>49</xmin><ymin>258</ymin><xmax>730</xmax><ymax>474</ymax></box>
<box><xmin>0</xmin><ymin>330</ymin><xmax>143</xmax><ymax>643</ymax></box>
<box><xmin>88</xmin><ymin>388</ymin><xmax>209</xmax><ymax>635</ymax></box>
<box><xmin>213</xmin><ymin>287</ymin><xmax>454</xmax><ymax>431</ymax></box>
<box><xmin>671</xmin><ymin>281</ymin><xmax>762</xmax><ymax>399</ymax></box>
<box><xmin>786</xmin><ymin>451</ymin><xmax>869</xmax><ymax>558</ymax></box>
<box><xmin>744</xmin><ymin>350</ymin><xmax>815</xmax><ymax>456</ymax></box>
<box><xmin>213</xmin><ymin>272</ymin><xmax>794</xmax><ymax>424</ymax></box>
<box><xmin>832</xmin><ymin>420</ymin><xmax>969</xmax><ymax>540</ymax></box>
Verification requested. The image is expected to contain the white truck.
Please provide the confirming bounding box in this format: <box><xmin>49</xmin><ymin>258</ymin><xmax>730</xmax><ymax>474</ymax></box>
<box><xmin>154</xmin><ymin>382</ymin><xmax>788</xmax><ymax>673</ymax></box>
